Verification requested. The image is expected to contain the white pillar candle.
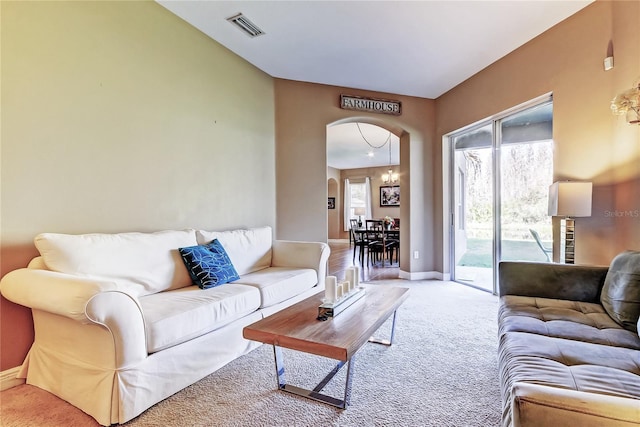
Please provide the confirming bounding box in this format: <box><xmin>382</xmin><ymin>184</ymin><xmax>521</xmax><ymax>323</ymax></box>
<box><xmin>336</xmin><ymin>283</ymin><xmax>343</xmax><ymax>299</ymax></box>
<box><xmin>325</xmin><ymin>276</ymin><xmax>337</xmax><ymax>303</ymax></box>
<box><xmin>353</xmin><ymin>265</ymin><xmax>360</xmax><ymax>288</ymax></box>
<box><xmin>345</xmin><ymin>268</ymin><xmax>355</xmax><ymax>293</ymax></box>
<box><xmin>342</xmin><ymin>280</ymin><xmax>351</xmax><ymax>294</ymax></box>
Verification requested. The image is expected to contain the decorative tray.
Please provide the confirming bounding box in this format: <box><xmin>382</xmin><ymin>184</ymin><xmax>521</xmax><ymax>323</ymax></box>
<box><xmin>317</xmin><ymin>287</ymin><xmax>366</xmax><ymax>320</ymax></box>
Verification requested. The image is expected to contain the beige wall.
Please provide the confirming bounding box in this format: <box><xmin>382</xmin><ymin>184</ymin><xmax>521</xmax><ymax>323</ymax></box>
<box><xmin>275</xmin><ymin>79</ymin><xmax>436</xmax><ymax>275</ymax></box>
<box><xmin>0</xmin><ymin>1</ymin><xmax>275</xmax><ymax>369</ymax></box>
<box><xmin>436</xmin><ymin>0</ymin><xmax>640</xmax><ymax>270</ymax></box>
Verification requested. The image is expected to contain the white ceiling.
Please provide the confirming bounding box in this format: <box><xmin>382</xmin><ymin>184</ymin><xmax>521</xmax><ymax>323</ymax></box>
<box><xmin>156</xmin><ymin>0</ymin><xmax>593</xmax><ymax>169</ymax></box>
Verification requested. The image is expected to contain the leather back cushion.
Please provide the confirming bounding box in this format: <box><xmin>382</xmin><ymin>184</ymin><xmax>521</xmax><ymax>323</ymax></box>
<box><xmin>601</xmin><ymin>250</ymin><xmax>640</xmax><ymax>333</ymax></box>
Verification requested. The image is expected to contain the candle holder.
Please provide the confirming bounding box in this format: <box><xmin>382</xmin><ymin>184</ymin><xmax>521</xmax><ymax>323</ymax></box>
<box><xmin>317</xmin><ymin>286</ymin><xmax>366</xmax><ymax>321</ymax></box>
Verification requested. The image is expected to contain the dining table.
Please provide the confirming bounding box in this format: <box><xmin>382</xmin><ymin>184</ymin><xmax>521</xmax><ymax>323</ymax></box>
<box><xmin>352</xmin><ymin>226</ymin><xmax>399</xmax><ymax>267</ymax></box>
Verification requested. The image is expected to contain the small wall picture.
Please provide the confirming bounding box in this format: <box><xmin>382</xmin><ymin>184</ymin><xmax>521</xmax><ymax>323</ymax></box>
<box><xmin>380</xmin><ymin>185</ymin><xmax>400</xmax><ymax>207</ymax></box>
<box><xmin>328</xmin><ymin>197</ymin><xmax>336</xmax><ymax>209</ymax></box>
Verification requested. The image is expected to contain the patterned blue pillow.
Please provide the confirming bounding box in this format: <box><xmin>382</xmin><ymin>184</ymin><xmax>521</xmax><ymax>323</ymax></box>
<box><xmin>178</xmin><ymin>240</ymin><xmax>240</xmax><ymax>289</ymax></box>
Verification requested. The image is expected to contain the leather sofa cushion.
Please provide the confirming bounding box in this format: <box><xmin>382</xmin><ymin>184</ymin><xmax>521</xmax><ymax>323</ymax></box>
<box><xmin>140</xmin><ymin>283</ymin><xmax>260</xmax><ymax>353</ymax></box>
<box><xmin>601</xmin><ymin>250</ymin><xmax>640</xmax><ymax>333</ymax></box>
<box><xmin>499</xmin><ymin>331</ymin><xmax>640</xmax><ymax>427</ymax></box>
<box><xmin>236</xmin><ymin>267</ymin><xmax>317</xmax><ymax>308</ymax></box>
<box><xmin>499</xmin><ymin>296</ymin><xmax>640</xmax><ymax>350</ymax></box>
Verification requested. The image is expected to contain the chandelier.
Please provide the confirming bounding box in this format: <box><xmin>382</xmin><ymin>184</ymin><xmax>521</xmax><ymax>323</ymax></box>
<box><xmin>355</xmin><ymin>123</ymin><xmax>398</xmax><ymax>183</ymax></box>
<box><xmin>382</xmin><ymin>168</ymin><xmax>398</xmax><ymax>184</ymax></box>
<box><xmin>382</xmin><ymin>135</ymin><xmax>398</xmax><ymax>184</ymax></box>
<box><xmin>611</xmin><ymin>81</ymin><xmax>640</xmax><ymax>124</ymax></box>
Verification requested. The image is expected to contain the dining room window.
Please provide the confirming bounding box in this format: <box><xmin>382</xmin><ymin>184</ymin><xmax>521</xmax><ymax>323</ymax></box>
<box><xmin>344</xmin><ymin>177</ymin><xmax>372</xmax><ymax>230</ymax></box>
<box><xmin>349</xmin><ymin>182</ymin><xmax>366</xmax><ymax>219</ymax></box>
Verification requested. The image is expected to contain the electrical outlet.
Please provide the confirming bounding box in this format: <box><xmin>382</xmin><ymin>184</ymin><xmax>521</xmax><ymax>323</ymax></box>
<box><xmin>413</xmin><ymin>250</ymin><xmax>419</xmax><ymax>259</ymax></box>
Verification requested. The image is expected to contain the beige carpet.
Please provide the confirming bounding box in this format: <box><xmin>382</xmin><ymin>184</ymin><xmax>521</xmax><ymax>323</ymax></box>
<box><xmin>1</xmin><ymin>280</ymin><xmax>501</xmax><ymax>426</ymax></box>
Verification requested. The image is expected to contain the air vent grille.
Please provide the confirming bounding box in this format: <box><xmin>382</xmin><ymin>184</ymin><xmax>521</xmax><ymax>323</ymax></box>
<box><xmin>227</xmin><ymin>13</ymin><xmax>265</xmax><ymax>38</ymax></box>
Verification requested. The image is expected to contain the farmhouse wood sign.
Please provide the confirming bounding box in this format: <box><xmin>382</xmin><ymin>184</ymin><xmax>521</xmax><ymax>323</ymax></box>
<box><xmin>340</xmin><ymin>94</ymin><xmax>401</xmax><ymax>116</ymax></box>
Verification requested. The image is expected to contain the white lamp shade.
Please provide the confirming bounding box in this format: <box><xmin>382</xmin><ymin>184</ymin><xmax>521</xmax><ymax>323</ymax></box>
<box><xmin>548</xmin><ymin>181</ymin><xmax>592</xmax><ymax>217</ymax></box>
<box><xmin>353</xmin><ymin>207</ymin><xmax>365</xmax><ymax>216</ymax></box>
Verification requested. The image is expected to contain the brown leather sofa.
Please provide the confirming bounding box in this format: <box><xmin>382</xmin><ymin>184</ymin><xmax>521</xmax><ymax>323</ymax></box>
<box><xmin>498</xmin><ymin>251</ymin><xmax>640</xmax><ymax>427</ymax></box>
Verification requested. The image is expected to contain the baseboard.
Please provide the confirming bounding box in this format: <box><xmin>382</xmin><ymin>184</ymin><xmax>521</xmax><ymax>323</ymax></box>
<box><xmin>328</xmin><ymin>239</ymin><xmax>349</xmax><ymax>244</ymax></box>
<box><xmin>399</xmin><ymin>270</ymin><xmax>445</xmax><ymax>281</ymax></box>
<box><xmin>1</xmin><ymin>366</ymin><xmax>24</xmax><ymax>391</ymax></box>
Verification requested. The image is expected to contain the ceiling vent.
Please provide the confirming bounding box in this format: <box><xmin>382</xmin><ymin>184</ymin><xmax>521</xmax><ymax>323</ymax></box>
<box><xmin>226</xmin><ymin>13</ymin><xmax>265</xmax><ymax>38</ymax></box>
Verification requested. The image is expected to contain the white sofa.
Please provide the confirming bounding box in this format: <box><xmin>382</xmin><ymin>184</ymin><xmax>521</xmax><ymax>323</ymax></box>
<box><xmin>0</xmin><ymin>226</ymin><xmax>330</xmax><ymax>425</ymax></box>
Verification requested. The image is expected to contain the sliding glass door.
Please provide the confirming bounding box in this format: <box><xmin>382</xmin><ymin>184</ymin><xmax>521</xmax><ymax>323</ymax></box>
<box><xmin>452</xmin><ymin>124</ymin><xmax>494</xmax><ymax>291</ymax></box>
<box><xmin>451</xmin><ymin>97</ymin><xmax>553</xmax><ymax>293</ymax></box>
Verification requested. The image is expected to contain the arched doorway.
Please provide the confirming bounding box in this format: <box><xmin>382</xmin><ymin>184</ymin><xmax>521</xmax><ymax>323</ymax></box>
<box><xmin>326</xmin><ymin>117</ymin><xmax>413</xmax><ymax>275</ymax></box>
<box><xmin>327</xmin><ymin>121</ymin><xmax>400</xmax><ymax>242</ymax></box>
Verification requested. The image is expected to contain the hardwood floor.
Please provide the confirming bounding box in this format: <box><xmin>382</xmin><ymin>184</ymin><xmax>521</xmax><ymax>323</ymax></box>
<box><xmin>327</xmin><ymin>241</ymin><xmax>400</xmax><ymax>282</ymax></box>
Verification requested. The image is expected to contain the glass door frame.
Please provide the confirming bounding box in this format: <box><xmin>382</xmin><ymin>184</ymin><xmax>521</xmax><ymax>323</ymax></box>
<box><xmin>445</xmin><ymin>93</ymin><xmax>553</xmax><ymax>295</ymax></box>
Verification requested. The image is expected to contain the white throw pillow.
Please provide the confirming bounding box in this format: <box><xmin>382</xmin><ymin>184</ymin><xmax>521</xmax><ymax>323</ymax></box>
<box><xmin>196</xmin><ymin>227</ymin><xmax>272</xmax><ymax>276</ymax></box>
<box><xmin>35</xmin><ymin>230</ymin><xmax>197</xmax><ymax>296</ymax></box>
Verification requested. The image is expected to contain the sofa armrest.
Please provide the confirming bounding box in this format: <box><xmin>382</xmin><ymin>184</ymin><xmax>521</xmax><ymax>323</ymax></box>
<box><xmin>498</xmin><ymin>261</ymin><xmax>608</xmax><ymax>303</ymax></box>
<box><xmin>271</xmin><ymin>240</ymin><xmax>330</xmax><ymax>286</ymax></box>
<box><xmin>85</xmin><ymin>291</ymin><xmax>147</xmax><ymax>367</ymax></box>
<box><xmin>1</xmin><ymin>268</ymin><xmax>119</xmax><ymax>322</ymax></box>
<box><xmin>512</xmin><ymin>382</ymin><xmax>640</xmax><ymax>427</ymax></box>
<box><xmin>1</xmin><ymin>268</ymin><xmax>148</xmax><ymax>367</ymax></box>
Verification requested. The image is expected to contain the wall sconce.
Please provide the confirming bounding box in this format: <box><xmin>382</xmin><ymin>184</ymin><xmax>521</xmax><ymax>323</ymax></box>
<box><xmin>382</xmin><ymin>168</ymin><xmax>398</xmax><ymax>184</ymax></box>
<box><xmin>548</xmin><ymin>181</ymin><xmax>593</xmax><ymax>264</ymax></box>
<box><xmin>611</xmin><ymin>82</ymin><xmax>640</xmax><ymax>124</ymax></box>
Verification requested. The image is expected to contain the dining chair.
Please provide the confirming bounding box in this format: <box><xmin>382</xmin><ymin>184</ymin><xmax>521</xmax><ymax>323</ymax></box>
<box><xmin>386</xmin><ymin>229</ymin><xmax>400</xmax><ymax>264</ymax></box>
<box><xmin>366</xmin><ymin>219</ymin><xmax>383</xmax><ymax>231</ymax></box>
<box><xmin>367</xmin><ymin>229</ymin><xmax>394</xmax><ymax>266</ymax></box>
<box><xmin>349</xmin><ymin>219</ymin><xmax>359</xmax><ymax>245</ymax></box>
<box><xmin>352</xmin><ymin>228</ymin><xmax>369</xmax><ymax>266</ymax></box>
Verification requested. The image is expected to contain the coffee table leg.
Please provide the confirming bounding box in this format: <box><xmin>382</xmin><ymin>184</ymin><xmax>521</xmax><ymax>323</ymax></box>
<box><xmin>271</xmin><ymin>345</ymin><xmax>354</xmax><ymax>409</ymax></box>
<box><xmin>368</xmin><ymin>310</ymin><xmax>398</xmax><ymax>346</ymax></box>
<box><xmin>343</xmin><ymin>353</ymin><xmax>355</xmax><ymax>407</ymax></box>
<box><xmin>274</xmin><ymin>345</ymin><xmax>286</xmax><ymax>389</ymax></box>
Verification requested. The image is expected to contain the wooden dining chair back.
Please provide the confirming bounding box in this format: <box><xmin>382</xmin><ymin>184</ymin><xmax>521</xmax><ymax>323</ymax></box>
<box><xmin>367</xmin><ymin>230</ymin><xmax>394</xmax><ymax>266</ymax></box>
<box><xmin>386</xmin><ymin>229</ymin><xmax>400</xmax><ymax>264</ymax></box>
<box><xmin>366</xmin><ymin>219</ymin><xmax>383</xmax><ymax>231</ymax></box>
<box><xmin>352</xmin><ymin>228</ymin><xmax>370</xmax><ymax>266</ymax></box>
<box><xmin>349</xmin><ymin>219</ymin><xmax>359</xmax><ymax>245</ymax></box>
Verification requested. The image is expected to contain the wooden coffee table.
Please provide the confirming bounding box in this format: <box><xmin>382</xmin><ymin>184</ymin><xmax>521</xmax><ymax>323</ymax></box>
<box><xmin>243</xmin><ymin>285</ymin><xmax>409</xmax><ymax>409</ymax></box>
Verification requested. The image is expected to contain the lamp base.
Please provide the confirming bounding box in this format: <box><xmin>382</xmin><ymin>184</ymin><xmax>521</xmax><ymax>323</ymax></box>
<box><xmin>560</xmin><ymin>218</ymin><xmax>576</xmax><ymax>264</ymax></box>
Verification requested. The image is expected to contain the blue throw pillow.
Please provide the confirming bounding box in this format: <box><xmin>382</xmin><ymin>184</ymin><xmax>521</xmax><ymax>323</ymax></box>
<box><xmin>178</xmin><ymin>239</ymin><xmax>240</xmax><ymax>289</ymax></box>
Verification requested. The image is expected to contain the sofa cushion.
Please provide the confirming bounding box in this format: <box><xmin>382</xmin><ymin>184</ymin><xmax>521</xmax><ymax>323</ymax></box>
<box><xmin>235</xmin><ymin>267</ymin><xmax>317</xmax><ymax>308</ymax></box>
<box><xmin>499</xmin><ymin>295</ymin><xmax>640</xmax><ymax>350</ymax></box>
<box><xmin>34</xmin><ymin>230</ymin><xmax>197</xmax><ymax>296</ymax></box>
<box><xmin>196</xmin><ymin>227</ymin><xmax>272</xmax><ymax>276</ymax></box>
<box><xmin>139</xmin><ymin>283</ymin><xmax>261</xmax><ymax>353</ymax></box>
<box><xmin>179</xmin><ymin>240</ymin><xmax>240</xmax><ymax>289</ymax></box>
<box><xmin>601</xmin><ymin>250</ymin><xmax>640</xmax><ymax>333</ymax></box>
<box><xmin>499</xmin><ymin>331</ymin><xmax>640</xmax><ymax>427</ymax></box>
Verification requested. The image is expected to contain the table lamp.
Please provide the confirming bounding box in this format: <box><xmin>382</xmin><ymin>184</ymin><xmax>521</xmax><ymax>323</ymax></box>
<box><xmin>548</xmin><ymin>181</ymin><xmax>592</xmax><ymax>264</ymax></box>
<box><xmin>353</xmin><ymin>207</ymin><xmax>365</xmax><ymax>228</ymax></box>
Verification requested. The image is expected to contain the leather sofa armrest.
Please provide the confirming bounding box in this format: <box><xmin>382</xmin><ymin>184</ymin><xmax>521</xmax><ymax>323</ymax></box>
<box><xmin>512</xmin><ymin>382</ymin><xmax>640</xmax><ymax>427</ymax></box>
<box><xmin>498</xmin><ymin>261</ymin><xmax>608</xmax><ymax>303</ymax></box>
<box><xmin>271</xmin><ymin>240</ymin><xmax>330</xmax><ymax>287</ymax></box>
